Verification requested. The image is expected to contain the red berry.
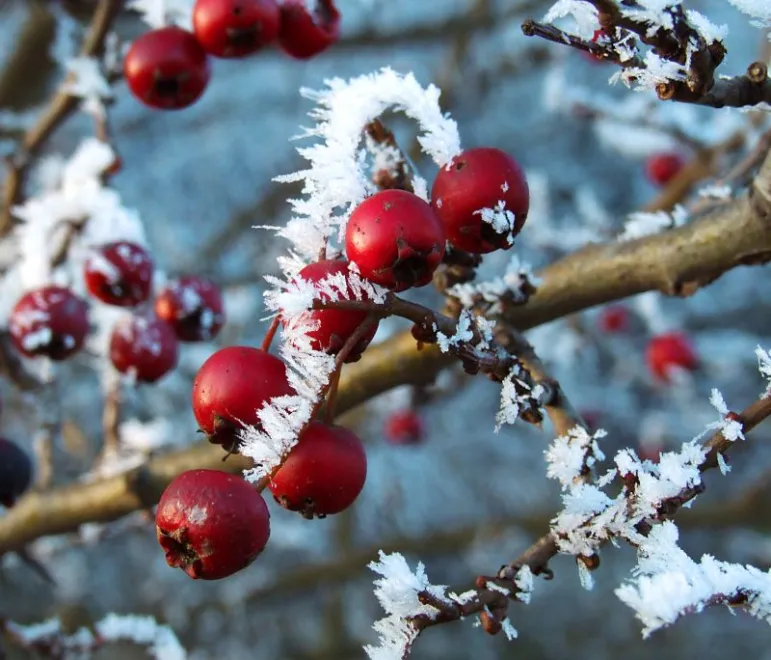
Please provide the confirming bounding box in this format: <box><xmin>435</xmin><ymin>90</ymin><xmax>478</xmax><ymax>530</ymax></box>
<box><xmin>598</xmin><ymin>305</ymin><xmax>629</xmax><ymax>333</ymax></box>
<box><xmin>192</xmin><ymin>346</ymin><xmax>296</xmax><ymax>453</ymax></box>
<box><xmin>0</xmin><ymin>438</ymin><xmax>33</xmax><ymax>508</ymax></box>
<box><xmin>645</xmin><ymin>332</ymin><xmax>698</xmax><ymax>383</ymax></box>
<box><xmin>156</xmin><ymin>469</ymin><xmax>270</xmax><ymax>580</ymax></box>
<box><xmin>154</xmin><ymin>276</ymin><xmax>225</xmax><ymax>343</ymax></box>
<box><xmin>431</xmin><ymin>147</ymin><xmax>529</xmax><ymax>254</ymax></box>
<box><xmin>9</xmin><ymin>286</ymin><xmax>89</xmax><ymax>361</ymax></box>
<box><xmin>84</xmin><ymin>241</ymin><xmax>153</xmax><ymax>307</ymax></box>
<box><xmin>384</xmin><ymin>409</ymin><xmax>424</xmax><ymax>445</ymax></box>
<box><xmin>123</xmin><ymin>26</ymin><xmax>210</xmax><ymax>110</ymax></box>
<box><xmin>283</xmin><ymin>259</ymin><xmax>379</xmax><ymax>362</ymax></box>
<box><xmin>346</xmin><ymin>189</ymin><xmax>446</xmax><ymax>292</ymax></box>
<box><xmin>646</xmin><ymin>152</ymin><xmax>686</xmax><ymax>186</ymax></box>
<box><xmin>109</xmin><ymin>314</ymin><xmax>179</xmax><ymax>383</ymax></box>
<box><xmin>193</xmin><ymin>0</ymin><xmax>280</xmax><ymax>58</ymax></box>
<box><xmin>269</xmin><ymin>421</ymin><xmax>367</xmax><ymax>518</ymax></box>
<box><xmin>278</xmin><ymin>0</ymin><xmax>340</xmax><ymax>60</ymax></box>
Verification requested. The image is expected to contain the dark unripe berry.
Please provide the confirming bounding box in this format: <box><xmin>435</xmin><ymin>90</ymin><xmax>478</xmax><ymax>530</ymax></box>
<box><xmin>84</xmin><ymin>241</ymin><xmax>153</xmax><ymax>307</ymax></box>
<box><xmin>384</xmin><ymin>409</ymin><xmax>424</xmax><ymax>445</ymax></box>
<box><xmin>269</xmin><ymin>421</ymin><xmax>367</xmax><ymax>518</ymax></box>
<box><xmin>193</xmin><ymin>0</ymin><xmax>280</xmax><ymax>58</ymax></box>
<box><xmin>109</xmin><ymin>314</ymin><xmax>179</xmax><ymax>383</ymax></box>
<box><xmin>154</xmin><ymin>276</ymin><xmax>225</xmax><ymax>343</ymax></box>
<box><xmin>156</xmin><ymin>469</ymin><xmax>270</xmax><ymax>580</ymax></box>
<box><xmin>431</xmin><ymin>147</ymin><xmax>529</xmax><ymax>254</ymax></box>
<box><xmin>278</xmin><ymin>0</ymin><xmax>340</xmax><ymax>60</ymax></box>
<box><xmin>646</xmin><ymin>332</ymin><xmax>699</xmax><ymax>383</ymax></box>
<box><xmin>9</xmin><ymin>286</ymin><xmax>90</xmax><ymax>361</ymax></box>
<box><xmin>124</xmin><ymin>26</ymin><xmax>211</xmax><ymax>110</ymax></box>
<box><xmin>646</xmin><ymin>152</ymin><xmax>686</xmax><ymax>186</ymax></box>
<box><xmin>346</xmin><ymin>189</ymin><xmax>446</xmax><ymax>292</ymax></box>
<box><xmin>192</xmin><ymin>346</ymin><xmax>296</xmax><ymax>453</ymax></box>
<box><xmin>283</xmin><ymin>259</ymin><xmax>379</xmax><ymax>363</ymax></box>
<box><xmin>0</xmin><ymin>438</ymin><xmax>33</xmax><ymax>508</ymax></box>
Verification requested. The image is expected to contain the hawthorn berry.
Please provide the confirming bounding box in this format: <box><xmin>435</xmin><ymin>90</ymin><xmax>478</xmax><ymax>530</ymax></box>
<box><xmin>278</xmin><ymin>0</ymin><xmax>341</xmax><ymax>60</ymax></box>
<box><xmin>192</xmin><ymin>346</ymin><xmax>295</xmax><ymax>453</ymax></box>
<box><xmin>645</xmin><ymin>332</ymin><xmax>699</xmax><ymax>383</ymax></box>
<box><xmin>109</xmin><ymin>314</ymin><xmax>179</xmax><ymax>383</ymax></box>
<box><xmin>84</xmin><ymin>241</ymin><xmax>153</xmax><ymax>307</ymax></box>
<box><xmin>346</xmin><ymin>189</ymin><xmax>446</xmax><ymax>292</ymax></box>
<box><xmin>123</xmin><ymin>26</ymin><xmax>210</xmax><ymax>110</ymax></box>
<box><xmin>646</xmin><ymin>152</ymin><xmax>686</xmax><ymax>186</ymax></box>
<box><xmin>193</xmin><ymin>0</ymin><xmax>280</xmax><ymax>58</ymax></box>
<box><xmin>431</xmin><ymin>147</ymin><xmax>529</xmax><ymax>254</ymax></box>
<box><xmin>156</xmin><ymin>469</ymin><xmax>270</xmax><ymax>580</ymax></box>
<box><xmin>269</xmin><ymin>421</ymin><xmax>367</xmax><ymax>518</ymax></box>
<box><xmin>9</xmin><ymin>286</ymin><xmax>90</xmax><ymax>361</ymax></box>
<box><xmin>598</xmin><ymin>305</ymin><xmax>629</xmax><ymax>333</ymax></box>
<box><xmin>384</xmin><ymin>409</ymin><xmax>424</xmax><ymax>445</ymax></box>
<box><xmin>154</xmin><ymin>276</ymin><xmax>225</xmax><ymax>343</ymax></box>
<box><xmin>283</xmin><ymin>259</ymin><xmax>379</xmax><ymax>362</ymax></box>
<box><xmin>0</xmin><ymin>438</ymin><xmax>33</xmax><ymax>508</ymax></box>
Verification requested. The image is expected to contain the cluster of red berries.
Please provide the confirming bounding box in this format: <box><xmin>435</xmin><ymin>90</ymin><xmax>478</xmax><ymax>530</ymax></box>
<box><xmin>124</xmin><ymin>0</ymin><xmax>341</xmax><ymax>110</ymax></box>
<box><xmin>8</xmin><ymin>241</ymin><xmax>225</xmax><ymax>382</ymax></box>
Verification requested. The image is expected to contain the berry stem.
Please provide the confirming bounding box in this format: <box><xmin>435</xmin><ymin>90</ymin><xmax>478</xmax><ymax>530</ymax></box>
<box><xmin>261</xmin><ymin>315</ymin><xmax>282</xmax><ymax>352</ymax></box>
<box><xmin>321</xmin><ymin>363</ymin><xmax>342</xmax><ymax>425</ymax></box>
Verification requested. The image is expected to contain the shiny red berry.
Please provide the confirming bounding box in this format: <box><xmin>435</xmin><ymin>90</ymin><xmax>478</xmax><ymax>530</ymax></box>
<box><xmin>193</xmin><ymin>0</ymin><xmax>280</xmax><ymax>58</ymax></box>
<box><xmin>346</xmin><ymin>189</ymin><xmax>445</xmax><ymax>292</ymax></box>
<box><xmin>84</xmin><ymin>241</ymin><xmax>153</xmax><ymax>307</ymax></box>
<box><xmin>156</xmin><ymin>469</ymin><xmax>270</xmax><ymax>580</ymax></box>
<box><xmin>192</xmin><ymin>346</ymin><xmax>296</xmax><ymax>453</ymax></box>
<box><xmin>269</xmin><ymin>421</ymin><xmax>367</xmax><ymax>518</ymax></box>
<box><xmin>278</xmin><ymin>0</ymin><xmax>340</xmax><ymax>60</ymax></box>
<box><xmin>154</xmin><ymin>276</ymin><xmax>225</xmax><ymax>343</ymax></box>
<box><xmin>646</xmin><ymin>152</ymin><xmax>686</xmax><ymax>186</ymax></box>
<box><xmin>9</xmin><ymin>286</ymin><xmax>89</xmax><ymax>361</ymax></box>
<box><xmin>431</xmin><ymin>147</ymin><xmax>529</xmax><ymax>254</ymax></box>
<box><xmin>0</xmin><ymin>438</ymin><xmax>33</xmax><ymax>508</ymax></box>
<box><xmin>645</xmin><ymin>332</ymin><xmax>698</xmax><ymax>383</ymax></box>
<box><xmin>109</xmin><ymin>314</ymin><xmax>179</xmax><ymax>383</ymax></box>
<box><xmin>124</xmin><ymin>26</ymin><xmax>210</xmax><ymax>110</ymax></box>
<box><xmin>598</xmin><ymin>305</ymin><xmax>629</xmax><ymax>333</ymax></box>
<box><xmin>384</xmin><ymin>409</ymin><xmax>424</xmax><ymax>445</ymax></box>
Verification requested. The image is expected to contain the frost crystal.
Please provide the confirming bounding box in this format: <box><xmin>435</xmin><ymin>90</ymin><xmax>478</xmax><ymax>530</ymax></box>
<box><xmin>127</xmin><ymin>0</ymin><xmax>194</xmax><ymax>29</ymax></box>
<box><xmin>545</xmin><ymin>425</ymin><xmax>607</xmax><ymax>489</ymax></box>
<box><xmin>756</xmin><ymin>346</ymin><xmax>771</xmax><ymax>398</ymax></box>
<box><xmin>96</xmin><ymin>613</ymin><xmax>186</xmax><ymax>659</ymax></box>
<box><xmin>447</xmin><ymin>255</ymin><xmax>540</xmax><ymax>311</ymax></box>
<box><xmin>618</xmin><ymin>205</ymin><xmax>688</xmax><ymax>241</ymax></box>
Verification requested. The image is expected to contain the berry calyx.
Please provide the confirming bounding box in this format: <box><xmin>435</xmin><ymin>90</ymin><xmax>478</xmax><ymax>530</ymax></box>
<box><xmin>384</xmin><ymin>409</ymin><xmax>424</xmax><ymax>445</ymax></box>
<box><xmin>598</xmin><ymin>305</ymin><xmax>629</xmax><ymax>333</ymax></box>
<box><xmin>345</xmin><ymin>189</ymin><xmax>446</xmax><ymax>292</ymax></box>
<box><xmin>646</xmin><ymin>152</ymin><xmax>686</xmax><ymax>186</ymax></box>
<box><xmin>0</xmin><ymin>438</ymin><xmax>33</xmax><ymax>508</ymax></box>
<box><xmin>124</xmin><ymin>26</ymin><xmax>211</xmax><ymax>110</ymax></box>
<box><xmin>84</xmin><ymin>241</ymin><xmax>154</xmax><ymax>307</ymax></box>
<box><xmin>431</xmin><ymin>147</ymin><xmax>529</xmax><ymax>254</ymax></box>
<box><xmin>193</xmin><ymin>0</ymin><xmax>280</xmax><ymax>58</ymax></box>
<box><xmin>9</xmin><ymin>286</ymin><xmax>90</xmax><ymax>361</ymax></box>
<box><xmin>156</xmin><ymin>469</ymin><xmax>270</xmax><ymax>580</ymax></box>
<box><xmin>154</xmin><ymin>276</ymin><xmax>225</xmax><ymax>343</ymax></box>
<box><xmin>109</xmin><ymin>314</ymin><xmax>179</xmax><ymax>383</ymax></box>
<box><xmin>278</xmin><ymin>0</ymin><xmax>341</xmax><ymax>60</ymax></box>
<box><xmin>192</xmin><ymin>346</ymin><xmax>295</xmax><ymax>453</ymax></box>
<box><xmin>645</xmin><ymin>332</ymin><xmax>699</xmax><ymax>383</ymax></box>
<box><xmin>269</xmin><ymin>421</ymin><xmax>367</xmax><ymax>518</ymax></box>
<box><xmin>283</xmin><ymin>259</ymin><xmax>379</xmax><ymax>363</ymax></box>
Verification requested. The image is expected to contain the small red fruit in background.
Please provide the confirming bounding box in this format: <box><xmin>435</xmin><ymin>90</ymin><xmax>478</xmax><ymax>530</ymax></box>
<box><xmin>0</xmin><ymin>438</ymin><xmax>33</xmax><ymax>508</ymax></box>
<box><xmin>579</xmin><ymin>409</ymin><xmax>602</xmax><ymax>433</ymax></box>
<box><xmin>156</xmin><ymin>469</ymin><xmax>270</xmax><ymax>579</ymax></box>
<box><xmin>431</xmin><ymin>147</ymin><xmax>529</xmax><ymax>254</ymax></box>
<box><xmin>269</xmin><ymin>421</ymin><xmax>367</xmax><ymax>518</ymax></box>
<box><xmin>109</xmin><ymin>314</ymin><xmax>179</xmax><ymax>383</ymax></box>
<box><xmin>192</xmin><ymin>346</ymin><xmax>295</xmax><ymax>453</ymax></box>
<box><xmin>123</xmin><ymin>26</ymin><xmax>210</xmax><ymax>110</ymax></box>
<box><xmin>283</xmin><ymin>259</ymin><xmax>379</xmax><ymax>362</ymax></box>
<box><xmin>645</xmin><ymin>332</ymin><xmax>698</xmax><ymax>383</ymax></box>
<box><xmin>598</xmin><ymin>305</ymin><xmax>629</xmax><ymax>333</ymax></box>
<box><xmin>154</xmin><ymin>276</ymin><xmax>225</xmax><ymax>342</ymax></box>
<box><xmin>278</xmin><ymin>0</ymin><xmax>340</xmax><ymax>60</ymax></box>
<box><xmin>346</xmin><ymin>189</ymin><xmax>446</xmax><ymax>292</ymax></box>
<box><xmin>646</xmin><ymin>152</ymin><xmax>686</xmax><ymax>186</ymax></box>
<box><xmin>84</xmin><ymin>241</ymin><xmax>153</xmax><ymax>307</ymax></box>
<box><xmin>384</xmin><ymin>409</ymin><xmax>424</xmax><ymax>445</ymax></box>
<box><xmin>9</xmin><ymin>286</ymin><xmax>90</xmax><ymax>361</ymax></box>
<box><xmin>193</xmin><ymin>0</ymin><xmax>281</xmax><ymax>58</ymax></box>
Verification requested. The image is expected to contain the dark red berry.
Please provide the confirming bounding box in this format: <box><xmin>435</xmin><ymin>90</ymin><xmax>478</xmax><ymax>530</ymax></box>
<box><xmin>156</xmin><ymin>469</ymin><xmax>270</xmax><ymax>580</ymax></box>
<box><xmin>278</xmin><ymin>0</ymin><xmax>340</xmax><ymax>60</ymax></box>
<box><xmin>193</xmin><ymin>0</ymin><xmax>280</xmax><ymax>58</ymax></box>
<box><xmin>124</xmin><ymin>26</ymin><xmax>210</xmax><ymax>110</ymax></box>
<box><xmin>269</xmin><ymin>421</ymin><xmax>367</xmax><ymax>518</ymax></box>
<box><xmin>431</xmin><ymin>147</ymin><xmax>529</xmax><ymax>254</ymax></box>
<box><xmin>109</xmin><ymin>314</ymin><xmax>179</xmax><ymax>383</ymax></box>
<box><xmin>192</xmin><ymin>346</ymin><xmax>296</xmax><ymax>453</ymax></box>
<box><xmin>346</xmin><ymin>189</ymin><xmax>446</xmax><ymax>292</ymax></box>
<box><xmin>84</xmin><ymin>241</ymin><xmax>153</xmax><ymax>307</ymax></box>
<box><xmin>154</xmin><ymin>276</ymin><xmax>225</xmax><ymax>343</ymax></box>
<box><xmin>9</xmin><ymin>286</ymin><xmax>89</xmax><ymax>361</ymax></box>
<box><xmin>0</xmin><ymin>438</ymin><xmax>33</xmax><ymax>508</ymax></box>
<box><xmin>646</xmin><ymin>152</ymin><xmax>686</xmax><ymax>186</ymax></box>
<box><xmin>598</xmin><ymin>305</ymin><xmax>629</xmax><ymax>333</ymax></box>
<box><xmin>645</xmin><ymin>332</ymin><xmax>698</xmax><ymax>383</ymax></box>
<box><xmin>384</xmin><ymin>409</ymin><xmax>424</xmax><ymax>445</ymax></box>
